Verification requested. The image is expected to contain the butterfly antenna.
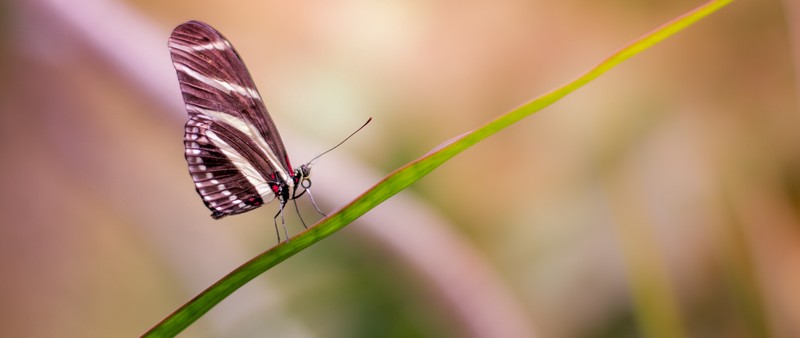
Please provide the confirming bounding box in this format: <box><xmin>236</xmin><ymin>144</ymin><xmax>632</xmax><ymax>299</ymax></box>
<box><xmin>307</xmin><ymin>117</ymin><xmax>372</xmax><ymax>165</ymax></box>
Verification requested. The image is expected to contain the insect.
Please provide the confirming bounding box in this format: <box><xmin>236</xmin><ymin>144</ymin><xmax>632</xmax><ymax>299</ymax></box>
<box><xmin>168</xmin><ymin>21</ymin><xmax>369</xmax><ymax>241</ymax></box>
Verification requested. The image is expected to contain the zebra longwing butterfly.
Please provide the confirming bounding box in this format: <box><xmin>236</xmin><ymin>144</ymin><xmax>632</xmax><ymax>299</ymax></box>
<box><xmin>168</xmin><ymin>20</ymin><xmax>355</xmax><ymax>238</ymax></box>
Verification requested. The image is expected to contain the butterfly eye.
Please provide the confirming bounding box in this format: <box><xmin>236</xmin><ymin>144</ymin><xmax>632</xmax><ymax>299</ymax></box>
<box><xmin>300</xmin><ymin>164</ymin><xmax>312</xmax><ymax>177</ymax></box>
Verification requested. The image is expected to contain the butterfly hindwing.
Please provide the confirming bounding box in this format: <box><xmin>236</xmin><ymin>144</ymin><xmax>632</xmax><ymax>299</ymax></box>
<box><xmin>184</xmin><ymin>116</ymin><xmax>273</xmax><ymax>218</ymax></box>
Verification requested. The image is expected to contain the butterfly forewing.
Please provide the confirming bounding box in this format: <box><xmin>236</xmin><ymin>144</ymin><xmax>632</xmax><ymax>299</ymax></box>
<box><xmin>169</xmin><ymin>20</ymin><xmax>294</xmax><ymax>218</ymax></box>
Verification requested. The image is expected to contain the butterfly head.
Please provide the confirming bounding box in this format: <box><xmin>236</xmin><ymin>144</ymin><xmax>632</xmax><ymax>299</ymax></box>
<box><xmin>294</xmin><ymin>163</ymin><xmax>313</xmax><ymax>189</ymax></box>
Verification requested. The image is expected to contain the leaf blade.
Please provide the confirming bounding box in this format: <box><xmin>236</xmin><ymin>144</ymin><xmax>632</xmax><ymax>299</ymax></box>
<box><xmin>144</xmin><ymin>1</ymin><xmax>733</xmax><ymax>336</ymax></box>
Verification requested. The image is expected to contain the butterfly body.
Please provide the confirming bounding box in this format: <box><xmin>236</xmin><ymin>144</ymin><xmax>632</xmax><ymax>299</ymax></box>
<box><xmin>168</xmin><ymin>21</ymin><xmax>309</xmax><ymax>219</ymax></box>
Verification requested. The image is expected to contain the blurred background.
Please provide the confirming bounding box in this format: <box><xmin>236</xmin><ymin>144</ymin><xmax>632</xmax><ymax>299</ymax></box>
<box><xmin>1</xmin><ymin>0</ymin><xmax>798</xmax><ymax>337</ymax></box>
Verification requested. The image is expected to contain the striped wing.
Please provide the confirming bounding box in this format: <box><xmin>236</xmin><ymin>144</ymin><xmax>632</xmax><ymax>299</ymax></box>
<box><xmin>169</xmin><ymin>21</ymin><xmax>292</xmax><ymax>218</ymax></box>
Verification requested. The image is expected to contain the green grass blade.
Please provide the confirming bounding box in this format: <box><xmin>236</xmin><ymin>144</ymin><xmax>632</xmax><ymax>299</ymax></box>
<box><xmin>143</xmin><ymin>1</ymin><xmax>733</xmax><ymax>336</ymax></box>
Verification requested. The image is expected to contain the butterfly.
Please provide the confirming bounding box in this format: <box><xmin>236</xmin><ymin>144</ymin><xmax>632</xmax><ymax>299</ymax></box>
<box><xmin>168</xmin><ymin>21</ymin><xmax>368</xmax><ymax>240</ymax></box>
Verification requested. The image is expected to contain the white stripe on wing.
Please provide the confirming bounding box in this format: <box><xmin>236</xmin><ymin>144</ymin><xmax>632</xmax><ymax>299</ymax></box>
<box><xmin>205</xmin><ymin>129</ymin><xmax>276</xmax><ymax>201</ymax></box>
<box><xmin>187</xmin><ymin>105</ymin><xmax>292</xmax><ymax>186</ymax></box>
<box><xmin>174</xmin><ymin>63</ymin><xmax>262</xmax><ymax>100</ymax></box>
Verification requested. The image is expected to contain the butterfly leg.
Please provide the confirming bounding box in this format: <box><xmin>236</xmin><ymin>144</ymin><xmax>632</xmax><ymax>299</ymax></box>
<box><xmin>272</xmin><ymin>210</ymin><xmax>282</xmax><ymax>243</ymax></box>
<box><xmin>292</xmin><ymin>199</ymin><xmax>309</xmax><ymax>229</ymax></box>
<box><xmin>280</xmin><ymin>202</ymin><xmax>289</xmax><ymax>240</ymax></box>
<box><xmin>272</xmin><ymin>210</ymin><xmax>282</xmax><ymax>242</ymax></box>
<box><xmin>305</xmin><ymin>188</ymin><xmax>327</xmax><ymax>217</ymax></box>
<box><xmin>273</xmin><ymin>201</ymin><xmax>290</xmax><ymax>242</ymax></box>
